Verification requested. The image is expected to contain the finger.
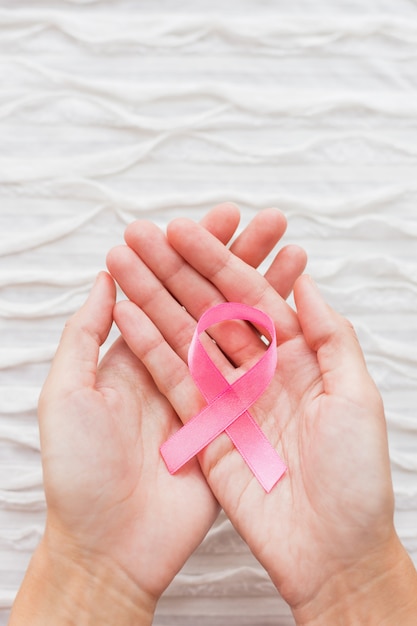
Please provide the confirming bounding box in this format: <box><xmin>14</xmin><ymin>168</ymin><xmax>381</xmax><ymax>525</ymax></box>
<box><xmin>229</xmin><ymin>208</ymin><xmax>287</xmax><ymax>268</ymax></box>
<box><xmin>40</xmin><ymin>272</ymin><xmax>116</xmax><ymax>397</ymax></box>
<box><xmin>107</xmin><ymin>243</ymin><xmax>248</xmax><ymax>371</ymax></box>
<box><xmin>123</xmin><ymin>221</ymin><xmax>220</xmax><ymax>320</ymax></box>
<box><xmin>113</xmin><ymin>300</ymin><xmax>205</xmax><ymax>424</ymax></box>
<box><xmin>199</xmin><ymin>201</ymin><xmax>241</xmax><ymax>244</ymax></box>
<box><xmin>109</xmin><ymin>225</ymin><xmax>265</xmax><ymax>367</ymax></box>
<box><xmin>113</xmin><ymin>300</ymin><xmax>238</xmax><ymax>470</ymax></box>
<box><xmin>167</xmin><ymin>218</ymin><xmax>301</xmax><ymax>342</ymax></box>
<box><xmin>200</xmin><ymin>205</ymin><xmax>289</xmax><ymax>270</ymax></box>
<box><xmin>294</xmin><ymin>275</ymin><xmax>380</xmax><ymax>404</ymax></box>
<box><xmin>264</xmin><ymin>244</ymin><xmax>308</xmax><ymax>300</ymax></box>
<box><xmin>118</xmin><ymin>208</ymin><xmax>299</xmax><ymax>357</ymax></box>
<box><xmin>107</xmin><ymin>243</ymin><xmax>201</xmax><ymax>363</ymax></box>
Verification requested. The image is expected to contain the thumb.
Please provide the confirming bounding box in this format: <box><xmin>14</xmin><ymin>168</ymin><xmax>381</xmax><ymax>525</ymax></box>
<box><xmin>293</xmin><ymin>275</ymin><xmax>378</xmax><ymax>404</ymax></box>
<box><xmin>41</xmin><ymin>272</ymin><xmax>116</xmax><ymax>400</ymax></box>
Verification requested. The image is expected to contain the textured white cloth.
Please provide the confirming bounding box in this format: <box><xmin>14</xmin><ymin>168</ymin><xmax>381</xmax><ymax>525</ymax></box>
<box><xmin>0</xmin><ymin>1</ymin><xmax>416</xmax><ymax>624</ymax></box>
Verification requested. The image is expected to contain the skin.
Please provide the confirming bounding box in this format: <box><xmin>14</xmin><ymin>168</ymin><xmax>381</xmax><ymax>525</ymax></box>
<box><xmin>109</xmin><ymin>213</ymin><xmax>417</xmax><ymax>625</ymax></box>
<box><xmin>8</xmin><ymin>204</ymin><xmax>307</xmax><ymax>626</ymax></box>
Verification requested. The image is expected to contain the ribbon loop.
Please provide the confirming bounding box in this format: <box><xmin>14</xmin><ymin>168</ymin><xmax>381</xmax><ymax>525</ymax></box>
<box><xmin>160</xmin><ymin>303</ymin><xmax>287</xmax><ymax>492</ymax></box>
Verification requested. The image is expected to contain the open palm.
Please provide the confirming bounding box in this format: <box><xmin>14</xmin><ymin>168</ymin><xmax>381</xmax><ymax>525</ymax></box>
<box><xmin>38</xmin><ymin>272</ymin><xmax>217</xmax><ymax>601</ymax></box>
<box><xmin>112</xmin><ymin>216</ymin><xmax>396</xmax><ymax>612</ymax></box>
<box><xmin>39</xmin><ymin>204</ymin><xmax>307</xmax><ymax>604</ymax></box>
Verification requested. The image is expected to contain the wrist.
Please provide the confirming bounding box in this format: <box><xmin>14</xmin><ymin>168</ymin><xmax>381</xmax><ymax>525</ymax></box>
<box><xmin>291</xmin><ymin>533</ymin><xmax>417</xmax><ymax>626</ymax></box>
<box><xmin>9</xmin><ymin>528</ymin><xmax>156</xmax><ymax>626</ymax></box>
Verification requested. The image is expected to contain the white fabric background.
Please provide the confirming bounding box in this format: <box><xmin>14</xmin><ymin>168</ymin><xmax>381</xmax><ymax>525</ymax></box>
<box><xmin>1</xmin><ymin>1</ymin><xmax>417</xmax><ymax>624</ymax></box>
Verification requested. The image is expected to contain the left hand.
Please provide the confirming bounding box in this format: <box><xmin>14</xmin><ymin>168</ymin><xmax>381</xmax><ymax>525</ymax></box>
<box><xmin>38</xmin><ymin>271</ymin><xmax>217</xmax><ymax>604</ymax></box>
<box><xmin>38</xmin><ymin>203</ymin><xmax>306</xmax><ymax>604</ymax></box>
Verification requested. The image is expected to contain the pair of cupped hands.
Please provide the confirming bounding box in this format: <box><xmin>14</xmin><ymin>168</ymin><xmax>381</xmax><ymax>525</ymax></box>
<box><xmin>31</xmin><ymin>204</ymin><xmax>409</xmax><ymax>624</ymax></box>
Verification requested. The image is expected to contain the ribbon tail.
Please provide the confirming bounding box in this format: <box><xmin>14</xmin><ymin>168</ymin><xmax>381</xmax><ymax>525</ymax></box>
<box><xmin>160</xmin><ymin>389</ymin><xmax>251</xmax><ymax>474</ymax></box>
<box><xmin>226</xmin><ymin>412</ymin><xmax>287</xmax><ymax>492</ymax></box>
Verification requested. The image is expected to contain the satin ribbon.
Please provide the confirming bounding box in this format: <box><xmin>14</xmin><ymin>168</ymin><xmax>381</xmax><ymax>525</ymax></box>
<box><xmin>160</xmin><ymin>302</ymin><xmax>287</xmax><ymax>492</ymax></box>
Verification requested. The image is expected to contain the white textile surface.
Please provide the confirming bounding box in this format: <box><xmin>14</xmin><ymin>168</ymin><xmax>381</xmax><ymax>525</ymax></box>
<box><xmin>1</xmin><ymin>1</ymin><xmax>417</xmax><ymax>624</ymax></box>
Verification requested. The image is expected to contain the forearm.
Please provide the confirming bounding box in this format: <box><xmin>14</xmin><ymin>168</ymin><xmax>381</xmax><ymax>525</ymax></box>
<box><xmin>291</xmin><ymin>534</ymin><xmax>417</xmax><ymax>626</ymax></box>
<box><xmin>8</xmin><ymin>535</ymin><xmax>156</xmax><ymax>626</ymax></box>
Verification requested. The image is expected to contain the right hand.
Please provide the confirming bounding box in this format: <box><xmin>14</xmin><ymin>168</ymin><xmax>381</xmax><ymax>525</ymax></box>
<box><xmin>111</xmin><ymin>213</ymin><xmax>417</xmax><ymax>624</ymax></box>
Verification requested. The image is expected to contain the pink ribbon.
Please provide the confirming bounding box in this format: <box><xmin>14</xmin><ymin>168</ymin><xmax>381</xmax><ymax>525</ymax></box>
<box><xmin>160</xmin><ymin>302</ymin><xmax>287</xmax><ymax>492</ymax></box>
